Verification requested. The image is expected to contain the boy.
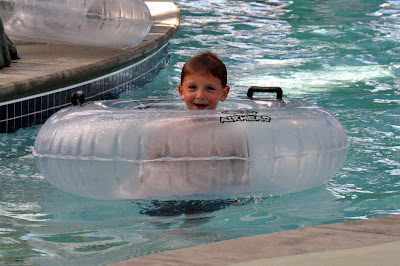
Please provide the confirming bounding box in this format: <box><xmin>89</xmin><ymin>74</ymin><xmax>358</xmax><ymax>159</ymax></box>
<box><xmin>178</xmin><ymin>52</ymin><xmax>230</xmax><ymax>110</ymax></box>
<box><xmin>134</xmin><ymin>52</ymin><xmax>249</xmax><ymax>199</ymax></box>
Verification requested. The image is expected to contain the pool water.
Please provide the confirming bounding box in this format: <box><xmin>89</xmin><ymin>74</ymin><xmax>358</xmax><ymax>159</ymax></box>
<box><xmin>1</xmin><ymin>0</ymin><xmax>400</xmax><ymax>264</ymax></box>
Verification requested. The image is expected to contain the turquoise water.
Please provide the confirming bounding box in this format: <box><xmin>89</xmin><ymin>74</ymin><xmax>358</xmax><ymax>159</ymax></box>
<box><xmin>1</xmin><ymin>0</ymin><xmax>400</xmax><ymax>264</ymax></box>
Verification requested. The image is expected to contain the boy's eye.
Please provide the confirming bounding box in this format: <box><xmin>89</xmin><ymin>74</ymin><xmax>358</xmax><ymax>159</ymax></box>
<box><xmin>188</xmin><ymin>85</ymin><xmax>197</xmax><ymax>90</ymax></box>
<box><xmin>206</xmin><ymin>87</ymin><xmax>216</xmax><ymax>91</ymax></box>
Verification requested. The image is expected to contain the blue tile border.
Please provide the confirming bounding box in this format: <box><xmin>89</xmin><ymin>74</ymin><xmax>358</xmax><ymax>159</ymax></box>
<box><xmin>0</xmin><ymin>42</ymin><xmax>170</xmax><ymax>133</ymax></box>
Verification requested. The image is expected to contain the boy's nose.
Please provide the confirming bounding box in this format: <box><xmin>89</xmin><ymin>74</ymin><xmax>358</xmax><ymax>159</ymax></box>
<box><xmin>196</xmin><ymin>88</ymin><xmax>206</xmax><ymax>98</ymax></box>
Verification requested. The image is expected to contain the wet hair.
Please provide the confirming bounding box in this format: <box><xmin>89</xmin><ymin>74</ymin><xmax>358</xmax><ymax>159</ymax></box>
<box><xmin>180</xmin><ymin>52</ymin><xmax>228</xmax><ymax>87</ymax></box>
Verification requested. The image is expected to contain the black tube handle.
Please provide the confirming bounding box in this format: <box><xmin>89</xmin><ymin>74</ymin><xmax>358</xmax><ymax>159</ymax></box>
<box><xmin>71</xmin><ymin>90</ymin><xmax>85</xmax><ymax>106</ymax></box>
<box><xmin>247</xmin><ymin>86</ymin><xmax>283</xmax><ymax>100</ymax></box>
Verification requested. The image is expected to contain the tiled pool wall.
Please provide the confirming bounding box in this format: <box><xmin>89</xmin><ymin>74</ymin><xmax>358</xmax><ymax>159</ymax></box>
<box><xmin>0</xmin><ymin>42</ymin><xmax>170</xmax><ymax>133</ymax></box>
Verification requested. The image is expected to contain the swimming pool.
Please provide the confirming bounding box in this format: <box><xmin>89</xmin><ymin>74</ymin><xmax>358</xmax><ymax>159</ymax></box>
<box><xmin>1</xmin><ymin>0</ymin><xmax>399</xmax><ymax>264</ymax></box>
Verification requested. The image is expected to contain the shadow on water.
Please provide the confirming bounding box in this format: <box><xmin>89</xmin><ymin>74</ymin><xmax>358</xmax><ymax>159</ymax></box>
<box><xmin>138</xmin><ymin>199</ymin><xmax>233</xmax><ymax>216</ymax></box>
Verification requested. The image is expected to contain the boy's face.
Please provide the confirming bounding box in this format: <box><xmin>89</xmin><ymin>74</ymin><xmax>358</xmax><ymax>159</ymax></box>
<box><xmin>178</xmin><ymin>72</ymin><xmax>230</xmax><ymax>110</ymax></box>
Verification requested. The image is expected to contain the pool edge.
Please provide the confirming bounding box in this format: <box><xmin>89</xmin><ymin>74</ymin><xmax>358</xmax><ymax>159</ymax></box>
<box><xmin>112</xmin><ymin>214</ymin><xmax>400</xmax><ymax>265</ymax></box>
<box><xmin>0</xmin><ymin>0</ymin><xmax>180</xmax><ymax>133</ymax></box>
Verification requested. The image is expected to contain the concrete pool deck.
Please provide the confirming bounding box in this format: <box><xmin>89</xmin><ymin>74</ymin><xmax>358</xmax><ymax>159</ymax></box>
<box><xmin>114</xmin><ymin>214</ymin><xmax>400</xmax><ymax>265</ymax></box>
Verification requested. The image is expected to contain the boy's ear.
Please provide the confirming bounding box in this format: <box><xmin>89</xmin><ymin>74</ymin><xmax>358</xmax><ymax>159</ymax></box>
<box><xmin>178</xmin><ymin>84</ymin><xmax>185</xmax><ymax>100</ymax></box>
<box><xmin>220</xmin><ymin>86</ymin><xmax>230</xmax><ymax>102</ymax></box>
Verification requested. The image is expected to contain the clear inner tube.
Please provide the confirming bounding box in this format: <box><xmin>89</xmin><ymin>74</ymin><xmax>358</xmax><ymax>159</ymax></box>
<box><xmin>33</xmin><ymin>98</ymin><xmax>349</xmax><ymax>200</ymax></box>
<box><xmin>0</xmin><ymin>0</ymin><xmax>152</xmax><ymax>48</ymax></box>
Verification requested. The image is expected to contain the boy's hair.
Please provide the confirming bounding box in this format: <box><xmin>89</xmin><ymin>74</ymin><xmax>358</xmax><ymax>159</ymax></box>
<box><xmin>181</xmin><ymin>52</ymin><xmax>227</xmax><ymax>87</ymax></box>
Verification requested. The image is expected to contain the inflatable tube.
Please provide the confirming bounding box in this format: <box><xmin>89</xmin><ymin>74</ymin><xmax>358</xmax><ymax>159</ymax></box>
<box><xmin>0</xmin><ymin>0</ymin><xmax>152</xmax><ymax>48</ymax></box>
<box><xmin>33</xmin><ymin>90</ymin><xmax>349</xmax><ymax>200</ymax></box>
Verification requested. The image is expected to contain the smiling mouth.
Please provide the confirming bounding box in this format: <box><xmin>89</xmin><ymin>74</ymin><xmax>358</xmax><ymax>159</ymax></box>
<box><xmin>193</xmin><ymin>103</ymin><xmax>208</xmax><ymax>108</ymax></box>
